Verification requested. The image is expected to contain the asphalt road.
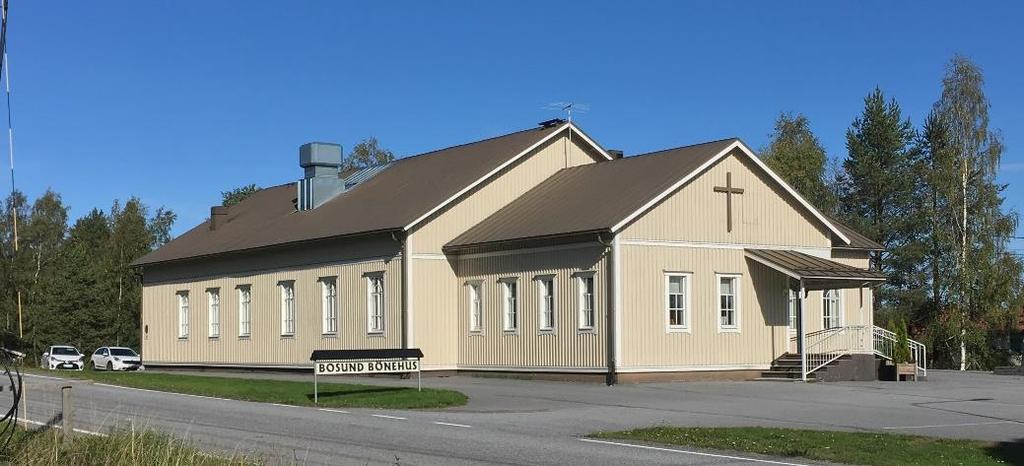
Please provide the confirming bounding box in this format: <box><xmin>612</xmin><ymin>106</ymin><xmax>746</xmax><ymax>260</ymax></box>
<box><xmin>14</xmin><ymin>369</ymin><xmax>1024</xmax><ymax>465</ymax></box>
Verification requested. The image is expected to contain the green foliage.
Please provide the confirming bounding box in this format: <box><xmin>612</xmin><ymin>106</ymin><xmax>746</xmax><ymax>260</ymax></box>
<box><xmin>760</xmin><ymin>113</ymin><xmax>835</xmax><ymax>213</ymax></box>
<box><xmin>41</xmin><ymin>369</ymin><xmax>468</xmax><ymax>409</ymax></box>
<box><xmin>889</xmin><ymin>318</ymin><xmax>912</xmax><ymax>364</ymax></box>
<box><xmin>918</xmin><ymin>55</ymin><xmax>1021</xmax><ymax>369</ymax></box>
<box><xmin>344</xmin><ymin>136</ymin><xmax>394</xmax><ymax>170</ymax></box>
<box><xmin>0</xmin><ymin>192</ymin><xmax>175</xmax><ymax>356</ymax></box>
<box><xmin>837</xmin><ymin>88</ymin><xmax>928</xmax><ymax>319</ymax></box>
<box><xmin>591</xmin><ymin>426</ymin><xmax>1022</xmax><ymax>466</ymax></box>
<box><xmin>220</xmin><ymin>184</ymin><xmax>261</xmax><ymax>207</ymax></box>
<box><xmin>4</xmin><ymin>425</ymin><xmax>260</xmax><ymax>465</ymax></box>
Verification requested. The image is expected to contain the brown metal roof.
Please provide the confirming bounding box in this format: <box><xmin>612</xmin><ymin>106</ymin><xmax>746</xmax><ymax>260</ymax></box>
<box><xmin>745</xmin><ymin>249</ymin><xmax>886</xmax><ymax>281</ymax></box>
<box><xmin>134</xmin><ymin>124</ymin><xmax>568</xmax><ymax>266</ymax></box>
<box><xmin>445</xmin><ymin>138</ymin><xmax>740</xmax><ymax>249</ymax></box>
<box><xmin>826</xmin><ymin>215</ymin><xmax>884</xmax><ymax>250</ymax></box>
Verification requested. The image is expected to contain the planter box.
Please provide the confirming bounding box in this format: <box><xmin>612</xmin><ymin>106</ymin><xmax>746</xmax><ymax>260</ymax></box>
<box><xmin>896</xmin><ymin>362</ymin><xmax>918</xmax><ymax>382</ymax></box>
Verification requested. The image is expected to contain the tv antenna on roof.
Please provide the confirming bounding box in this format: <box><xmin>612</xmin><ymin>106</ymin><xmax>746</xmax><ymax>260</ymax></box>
<box><xmin>544</xmin><ymin>101</ymin><xmax>589</xmax><ymax>123</ymax></box>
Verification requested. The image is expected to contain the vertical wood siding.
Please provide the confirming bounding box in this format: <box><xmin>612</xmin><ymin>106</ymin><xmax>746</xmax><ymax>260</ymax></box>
<box><xmin>456</xmin><ymin>244</ymin><xmax>608</xmax><ymax>370</ymax></box>
<box><xmin>412</xmin><ymin>257</ymin><xmax>460</xmax><ymax>368</ymax></box>
<box><xmin>621</xmin><ymin>153</ymin><xmax>832</xmax><ymax>248</ymax></box>
<box><xmin>620</xmin><ymin>245</ymin><xmax>789</xmax><ymax>369</ymax></box>
<box><xmin>142</xmin><ymin>253</ymin><xmax>402</xmax><ymax>366</ymax></box>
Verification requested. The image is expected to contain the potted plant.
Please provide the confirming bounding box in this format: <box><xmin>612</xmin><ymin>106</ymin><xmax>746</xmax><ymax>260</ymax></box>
<box><xmin>892</xmin><ymin>319</ymin><xmax>917</xmax><ymax>381</ymax></box>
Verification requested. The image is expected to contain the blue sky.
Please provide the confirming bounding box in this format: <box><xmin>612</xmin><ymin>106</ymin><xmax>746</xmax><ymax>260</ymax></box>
<box><xmin>7</xmin><ymin>1</ymin><xmax>1024</xmax><ymax>242</ymax></box>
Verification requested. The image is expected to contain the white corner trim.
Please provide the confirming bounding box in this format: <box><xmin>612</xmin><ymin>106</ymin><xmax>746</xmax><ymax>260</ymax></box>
<box><xmin>608</xmin><ymin>140</ymin><xmax>851</xmax><ymax>245</ymax></box>
<box><xmin>403</xmin><ymin>124</ymin><xmax>610</xmax><ymax>232</ymax></box>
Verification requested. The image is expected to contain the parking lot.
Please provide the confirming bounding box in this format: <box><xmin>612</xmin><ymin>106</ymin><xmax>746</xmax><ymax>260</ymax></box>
<box><xmin>146</xmin><ymin>367</ymin><xmax>1024</xmax><ymax>443</ymax></box>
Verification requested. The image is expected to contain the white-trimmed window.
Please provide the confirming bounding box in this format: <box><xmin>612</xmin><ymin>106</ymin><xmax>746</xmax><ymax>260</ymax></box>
<box><xmin>468</xmin><ymin>281</ymin><xmax>483</xmax><ymax>333</ymax></box>
<box><xmin>177</xmin><ymin>291</ymin><xmax>190</xmax><ymax>339</ymax></box>
<box><xmin>207</xmin><ymin>288</ymin><xmax>220</xmax><ymax>338</ymax></box>
<box><xmin>321</xmin><ymin>277</ymin><xmax>338</xmax><ymax>335</ymax></box>
<box><xmin>665</xmin><ymin>273</ymin><xmax>691</xmax><ymax>331</ymax></box>
<box><xmin>787</xmin><ymin>289</ymin><xmax>799</xmax><ymax>332</ymax></box>
<box><xmin>717</xmin><ymin>274</ymin><xmax>740</xmax><ymax>332</ymax></box>
<box><xmin>238</xmin><ymin>285</ymin><xmax>252</xmax><ymax>338</ymax></box>
<box><xmin>280</xmin><ymin>281</ymin><xmax>296</xmax><ymax>336</ymax></box>
<box><xmin>501</xmin><ymin>279</ymin><xmax>518</xmax><ymax>332</ymax></box>
<box><xmin>367</xmin><ymin>273</ymin><xmax>385</xmax><ymax>334</ymax></box>
<box><xmin>577</xmin><ymin>273</ymin><xmax>595</xmax><ymax>330</ymax></box>
<box><xmin>537</xmin><ymin>276</ymin><xmax>555</xmax><ymax>332</ymax></box>
<box><xmin>823</xmin><ymin>289</ymin><xmax>843</xmax><ymax>329</ymax></box>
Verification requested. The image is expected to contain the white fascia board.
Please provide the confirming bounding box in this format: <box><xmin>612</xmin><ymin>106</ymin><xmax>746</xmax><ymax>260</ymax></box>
<box><xmin>609</xmin><ymin>140</ymin><xmax>852</xmax><ymax>245</ymax></box>
<box><xmin>403</xmin><ymin>124</ymin><xmax>611</xmax><ymax>232</ymax></box>
<box><xmin>731</xmin><ymin>141</ymin><xmax>851</xmax><ymax>245</ymax></box>
<box><xmin>611</xmin><ymin>140</ymin><xmax>740</xmax><ymax>232</ymax></box>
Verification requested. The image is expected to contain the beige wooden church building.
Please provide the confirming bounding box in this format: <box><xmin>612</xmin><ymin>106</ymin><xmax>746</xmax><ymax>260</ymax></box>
<box><xmin>136</xmin><ymin>120</ymin><xmax>920</xmax><ymax>382</ymax></box>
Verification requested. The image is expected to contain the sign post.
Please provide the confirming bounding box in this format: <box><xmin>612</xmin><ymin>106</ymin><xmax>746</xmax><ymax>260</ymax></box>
<box><xmin>310</xmin><ymin>348</ymin><xmax>425</xmax><ymax>404</ymax></box>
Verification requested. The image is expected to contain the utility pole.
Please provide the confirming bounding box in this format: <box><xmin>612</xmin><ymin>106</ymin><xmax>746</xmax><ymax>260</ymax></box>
<box><xmin>1</xmin><ymin>0</ymin><xmax>21</xmax><ymax>338</ymax></box>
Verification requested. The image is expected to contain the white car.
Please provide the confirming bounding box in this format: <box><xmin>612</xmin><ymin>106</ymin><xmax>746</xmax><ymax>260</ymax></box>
<box><xmin>91</xmin><ymin>346</ymin><xmax>144</xmax><ymax>371</ymax></box>
<box><xmin>40</xmin><ymin>345</ymin><xmax>85</xmax><ymax>371</ymax></box>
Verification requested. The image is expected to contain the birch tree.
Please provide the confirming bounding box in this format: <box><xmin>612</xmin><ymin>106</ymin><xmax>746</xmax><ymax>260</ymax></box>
<box><xmin>927</xmin><ymin>55</ymin><xmax>1018</xmax><ymax>370</ymax></box>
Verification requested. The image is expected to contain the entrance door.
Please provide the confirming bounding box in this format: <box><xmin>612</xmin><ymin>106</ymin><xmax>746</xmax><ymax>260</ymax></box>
<box><xmin>787</xmin><ymin>289</ymin><xmax>800</xmax><ymax>353</ymax></box>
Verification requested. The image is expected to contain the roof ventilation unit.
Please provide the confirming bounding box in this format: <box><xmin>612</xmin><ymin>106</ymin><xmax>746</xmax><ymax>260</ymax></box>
<box><xmin>297</xmin><ymin>142</ymin><xmax>344</xmax><ymax>211</ymax></box>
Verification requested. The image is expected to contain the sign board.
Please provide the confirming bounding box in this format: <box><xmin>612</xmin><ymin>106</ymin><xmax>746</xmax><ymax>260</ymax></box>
<box><xmin>315</xmin><ymin>359</ymin><xmax>420</xmax><ymax>375</ymax></box>
<box><xmin>309</xmin><ymin>348</ymin><xmax>425</xmax><ymax>403</ymax></box>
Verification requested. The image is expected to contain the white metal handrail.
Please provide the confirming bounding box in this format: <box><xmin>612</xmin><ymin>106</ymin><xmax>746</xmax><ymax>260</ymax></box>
<box><xmin>800</xmin><ymin>325</ymin><xmax>870</xmax><ymax>375</ymax></box>
<box><xmin>873</xmin><ymin>326</ymin><xmax>927</xmax><ymax>377</ymax></box>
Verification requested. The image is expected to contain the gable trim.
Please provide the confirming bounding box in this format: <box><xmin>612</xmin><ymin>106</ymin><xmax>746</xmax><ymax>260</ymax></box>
<box><xmin>403</xmin><ymin>123</ymin><xmax>613</xmax><ymax>232</ymax></box>
<box><xmin>608</xmin><ymin>140</ymin><xmax>852</xmax><ymax>245</ymax></box>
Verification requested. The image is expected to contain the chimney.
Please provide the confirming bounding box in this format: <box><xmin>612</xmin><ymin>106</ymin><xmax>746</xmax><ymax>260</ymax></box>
<box><xmin>608</xmin><ymin>149</ymin><xmax>624</xmax><ymax>159</ymax></box>
<box><xmin>297</xmin><ymin>142</ymin><xmax>344</xmax><ymax>210</ymax></box>
<box><xmin>210</xmin><ymin>206</ymin><xmax>228</xmax><ymax>230</ymax></box>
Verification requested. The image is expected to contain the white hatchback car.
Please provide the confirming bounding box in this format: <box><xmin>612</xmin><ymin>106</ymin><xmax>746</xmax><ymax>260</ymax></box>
<box><xmin>40</xmin><ymin>345</ymin><xmax>85</xmax><ymax>371</ymax></box>
<box><xmin>91</xmin><ymin>347</ymin><xmax>144</xmax><ymax>371</ymax></box>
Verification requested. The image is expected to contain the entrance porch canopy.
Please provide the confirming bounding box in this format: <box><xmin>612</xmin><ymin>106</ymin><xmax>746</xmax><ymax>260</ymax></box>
<box><xmin>746</xmin><ymin>248</ymin><xmax>886</xmax><ymax>382</ymax></box>
<box><xmin>744</xmin><ymin>248</ymin><xmax>886</xmax><ymax>290</ymax></box>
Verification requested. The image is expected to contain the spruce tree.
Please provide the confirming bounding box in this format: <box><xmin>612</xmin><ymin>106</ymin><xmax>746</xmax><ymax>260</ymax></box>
<box><xmin>837</xmin><ymin>88</ymin><xmax>926</xmax><ymax>321</ymax></box>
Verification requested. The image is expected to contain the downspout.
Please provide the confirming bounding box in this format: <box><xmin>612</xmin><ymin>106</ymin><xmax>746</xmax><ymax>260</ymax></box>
<box><xmin>598</xmin><ymin>232</ymin><xmax>620</xmax><ymax>385</ymax></box>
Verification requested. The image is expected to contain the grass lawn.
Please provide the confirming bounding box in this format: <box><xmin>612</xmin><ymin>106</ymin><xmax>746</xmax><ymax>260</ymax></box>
<box><xmin>591</xmin><ymin>426</ymin><xmax>1024</xmax><ymax>466</ymax></box>
<box><xmin>4</xmin><ymin>424</ymin><xmax>260</xmax><ymax>465</ymax></box>
<box><xmin>27</xmin><ymin>368</ymin><xmax>467</xmax><ymax>410</ymax></box>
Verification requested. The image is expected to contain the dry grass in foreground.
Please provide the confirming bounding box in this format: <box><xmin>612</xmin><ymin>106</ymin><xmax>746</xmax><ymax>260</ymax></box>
<box><xmin>1</xmin><ymin>424</ymin><xmax>261</xmax><ymax>466</ymax></box>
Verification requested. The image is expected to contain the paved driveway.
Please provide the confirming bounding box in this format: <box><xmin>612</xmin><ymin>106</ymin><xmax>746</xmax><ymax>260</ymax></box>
<box><xmin>14</xmin><ymin>369</ymin><xmax>1024</xmax><ymax>465</ymax></box>
<box><xmin>148</xmin><ymin>368</ymin><xmax>1024</xmax><ymax>442</ymax></box>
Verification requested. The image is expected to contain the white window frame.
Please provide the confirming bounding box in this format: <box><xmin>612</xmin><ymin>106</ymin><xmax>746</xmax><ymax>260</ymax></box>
<box><xmin>207</xmin><ymin>288</ymin><xmax>220</xmax><ymax>338</ymax></box>
<box><xmin>787</xmin><ymin>288</ymin><xmax>799</xmax><ymax>334</ymax></box>
<box><xmin>500</xmin><ymin>278</ymin><xmax>518</xmax><ymax>333</ymax></box>
<box><xmin>536</xmin><ymin>275</ymin><xmax>556</xmax><ymax>333</ymax></box>
<box><xmin>321</xmin><ymin>277</ymin><xmax>338</xmax><ymax>335</ymax></box>
<box><xmin>467</xmin><ymin>280</ymin><xmax>484</xmax><ymax>333</ymax></box>
<box><xmin>576</xmin><ymin>272</ymin><xmax>596</xmax><ymax>331</ymax></box>
<box><xmin>237</xmin><ymin>285</ymin><xmax>252</xmax><ymax>338</ymax></box>
<box><xmin>716</xmin><ymin>273</ymin><xmax>741</xmax><ymax>333</ymax></box>
<box><xmin>366</xmin><ymin>273</ymin><xmax>385</xmax><ymax>334</ymax></box>
<box><xmin>177</xmin><ymin>291</ymin><xmax>190</xmax><ymax>339</ymax></box>
<box><xmin>822</xmin><ymin>289</ymin><xmax>843</xmax><ymax>329</ymax></box>
<box><xmin>279</xmin><ymin>281</ymin><xmax>296</xmax><ymax>337</ymax></box>
<box><xmin>665</xmin><ymin>272</ymin><xmax>692</xmax><ymax>333</ymax></box>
